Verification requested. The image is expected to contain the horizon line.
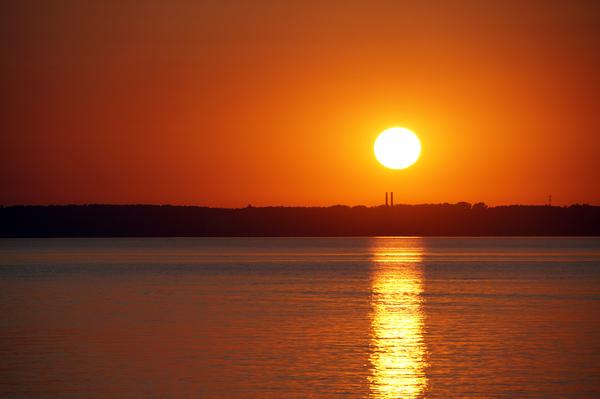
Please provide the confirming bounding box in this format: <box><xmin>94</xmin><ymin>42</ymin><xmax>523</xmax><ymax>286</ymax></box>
<box><xmin>2</xmin><ymin>202</ymin><xmax>598</xmax><ymax>209</ymax></box>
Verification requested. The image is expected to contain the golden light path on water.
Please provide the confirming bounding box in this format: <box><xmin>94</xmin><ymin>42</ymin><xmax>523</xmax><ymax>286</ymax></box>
<box><xmin>369</xmin><ymin>238</ymin><xmax>427</xmax><ymax>398</ymax></box>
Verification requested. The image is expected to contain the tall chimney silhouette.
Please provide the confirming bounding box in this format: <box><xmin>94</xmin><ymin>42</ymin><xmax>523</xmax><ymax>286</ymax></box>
<box><xmin>391</xmin><ymin>192</ymin><xmax>394</xmax><ymax>206</ymax></box>
<box><xmin>385</xmin><ymin>192</ymin><xmax>388</xmax><ymax>206</ymax></box>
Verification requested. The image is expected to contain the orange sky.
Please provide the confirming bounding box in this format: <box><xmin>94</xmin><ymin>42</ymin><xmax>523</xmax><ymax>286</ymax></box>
<box><xmin>1</xmin><ymin>1</ymin><xmax>599</xmax><ymax>207</ymax></box>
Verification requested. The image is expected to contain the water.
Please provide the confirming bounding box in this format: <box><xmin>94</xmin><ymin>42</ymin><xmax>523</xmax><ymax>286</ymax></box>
<box><xmin>1</xmin><ymin>237</ymin><xmax>599</xmax><ymax>398</ymax></box>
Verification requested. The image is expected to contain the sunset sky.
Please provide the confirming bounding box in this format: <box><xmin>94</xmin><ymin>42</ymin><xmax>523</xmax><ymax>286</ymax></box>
<box><xmin>1</xmin><ymin>0</ymin><xmax>599</xmax><ymax>207</ymax></box>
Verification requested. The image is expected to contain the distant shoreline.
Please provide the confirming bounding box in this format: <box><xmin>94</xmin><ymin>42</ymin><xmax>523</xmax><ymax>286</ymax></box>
<box><xmin>1</xmin><ymin>203</ymin><xmax>599</xmax><ymax>237</ymax></box>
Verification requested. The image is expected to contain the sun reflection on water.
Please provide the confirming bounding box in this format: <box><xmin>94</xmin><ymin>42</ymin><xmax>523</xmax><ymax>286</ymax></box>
<box><xmin>369</xmin><ymin>238</ymin><xmax>427</xmax><ymax>398</ymax></box>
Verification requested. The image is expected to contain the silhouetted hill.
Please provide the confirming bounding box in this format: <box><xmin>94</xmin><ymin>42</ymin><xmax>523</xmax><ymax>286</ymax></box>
<box><xmin>1</xmin><ymin>203</ymin><xmax>599</xmax><ymax>237</ymax></box>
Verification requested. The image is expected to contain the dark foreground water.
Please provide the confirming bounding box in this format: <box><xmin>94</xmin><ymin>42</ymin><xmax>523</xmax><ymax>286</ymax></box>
<box><xmin>1</xmin><ymin>237</ymin><xmax>599</xmax><ymax>398</ymax></box>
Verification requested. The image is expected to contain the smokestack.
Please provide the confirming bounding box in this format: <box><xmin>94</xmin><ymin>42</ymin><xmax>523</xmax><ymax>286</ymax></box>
<box><xmin>385</xmin><ymin>192</ymin><xmax>388</xmax><ymax>206</ymax></box>
<box><xmin>391</xmin><ymin>192</ymin><xmax>394</xmax><ymax>206</ymax></box>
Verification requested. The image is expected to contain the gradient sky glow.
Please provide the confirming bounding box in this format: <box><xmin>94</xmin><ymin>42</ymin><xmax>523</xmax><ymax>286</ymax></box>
<box><xmin>1</xmin><ymin>1</ymin><xmax>599</xmax><ymax>207</ymax></box>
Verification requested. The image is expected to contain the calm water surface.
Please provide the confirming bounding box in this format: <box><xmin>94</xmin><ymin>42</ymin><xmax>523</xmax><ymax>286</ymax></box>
<box><xmin>1</xmin><ymin>237</ymin><xmax>599</xmax><ymax>398</ymax></box>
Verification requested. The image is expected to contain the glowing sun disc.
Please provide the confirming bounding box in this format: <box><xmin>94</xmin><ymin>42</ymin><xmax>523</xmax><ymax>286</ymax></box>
<box><xmin>374</xmin><ymin>128</ymin><xmax>421</xmax><ymax>169</ymax></box>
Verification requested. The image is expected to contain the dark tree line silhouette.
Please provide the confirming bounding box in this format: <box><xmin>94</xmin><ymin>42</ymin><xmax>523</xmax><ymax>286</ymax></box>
<box><xmin>1</xmin><ymin>203</ymin><xmax>599</xmax><ymax>237</ymax></box>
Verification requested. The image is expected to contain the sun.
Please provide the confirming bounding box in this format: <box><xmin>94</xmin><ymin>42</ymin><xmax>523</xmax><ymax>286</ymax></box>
<box><xmin>374</xmin><ymin>127</ymin><xmax>421</xmax><ymax>169</ymax></box>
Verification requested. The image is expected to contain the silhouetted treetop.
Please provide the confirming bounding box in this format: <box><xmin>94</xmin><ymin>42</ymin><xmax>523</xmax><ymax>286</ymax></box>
<box><xmin>1</xmin><ymin>203</ymin><xmax>598</xmax><ymax>237</ymax></box>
